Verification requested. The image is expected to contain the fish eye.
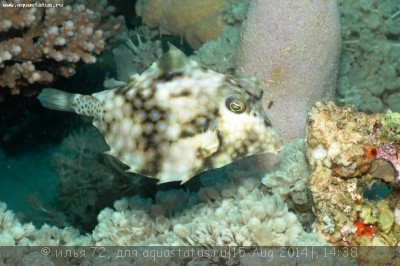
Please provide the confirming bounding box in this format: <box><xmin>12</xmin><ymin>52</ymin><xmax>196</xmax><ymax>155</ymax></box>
<box><xmin>225</xmin><ymin>95</ymin><xmax>247</xmax><ymax>114</ymax></box>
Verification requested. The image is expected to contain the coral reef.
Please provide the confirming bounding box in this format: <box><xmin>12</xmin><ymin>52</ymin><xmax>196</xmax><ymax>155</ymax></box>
<box><xmin>0</xmin><ymin>191</ymin><xmax>395</xmax><ymax>264</ymax></box>
<box><xmin>337</xmin><ymin>0</ymin><xmax>400</xmax><ymax>112</ymax></box>
<box><xmin>30</xmin><ymin>126</ymin><xmax>311</xmax><ymax>248</ymax></box>
<box><xmin>236</xmin><ymin>0</ymin><xmax>341</xmax><ymax>142</ymax></box>
<box><xmin>26</xmin><ymin>126</ymin><xmax>319</xmax><ymax>248</ymax></box>
<box><xmin>0</xmin><ymin>0</ymin><xmax>124</xmax><ymax>97</ymax></box>
<box><xmin>306</xmin><ymin>102</ymin><xmax>400</xmax><ymax>246</ymax></box>
<box><xmin>92</xmin><ymin>176</ymin><xmax>325</xmax><ymax>246</ymax></box>
<box><xmin>6</xmin><ymin>3</ymin><xmax>400</xmax><ymax>266</ymax></box>
<box><xmin>135</xmin><ymin>0</ymin><xmax>249</xmax><ymax>50</ymax></box>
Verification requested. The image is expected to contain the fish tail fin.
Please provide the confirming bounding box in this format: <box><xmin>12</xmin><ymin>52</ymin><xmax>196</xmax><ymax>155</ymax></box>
<box><xmin>37</xmin><ymin>88</ymin><xmax>76</xmax><ymax>113</ymax></box>
<box><xmin>38</xmin><ymin>88</ymin><xmax>101</xmax><ymax>117</ymax></box>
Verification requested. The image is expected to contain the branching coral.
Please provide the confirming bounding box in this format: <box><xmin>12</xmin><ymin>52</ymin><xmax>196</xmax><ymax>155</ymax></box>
<box><xmin>0</xmin><ymin>0</ymin><xmax>125</xmax><ymax>96</ymax></box>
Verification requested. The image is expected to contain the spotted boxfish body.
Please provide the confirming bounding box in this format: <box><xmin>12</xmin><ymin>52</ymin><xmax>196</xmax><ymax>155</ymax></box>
<box><xmin>38</xmin><ymin>46</ymin><xmax>281</xmax><ymax>183</ymax></box>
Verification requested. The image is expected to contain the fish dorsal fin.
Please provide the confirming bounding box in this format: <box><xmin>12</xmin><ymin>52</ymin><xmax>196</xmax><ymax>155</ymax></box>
<box><xmin>156</xmin><ymin>43</ymin><xmax>193</xmax><ymax>74</ymax></box>
<box><xmin>113</xmin><ymin>44</ymin><xmax>137</xmax><ymax>83</ymax></box>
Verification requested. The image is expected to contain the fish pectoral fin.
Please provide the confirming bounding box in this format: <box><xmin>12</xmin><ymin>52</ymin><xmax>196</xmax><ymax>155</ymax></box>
<box><xmin>199</xmin><ymin>130</ymin><xmax>220</xmax><ymax>158</ymax></box>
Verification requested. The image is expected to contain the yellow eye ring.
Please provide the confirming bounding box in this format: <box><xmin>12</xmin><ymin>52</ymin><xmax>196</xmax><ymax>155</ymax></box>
<box><xmin>225</xmin><ymin>96</ymin><xmax>247</xmax><ymax>114</ymax></box>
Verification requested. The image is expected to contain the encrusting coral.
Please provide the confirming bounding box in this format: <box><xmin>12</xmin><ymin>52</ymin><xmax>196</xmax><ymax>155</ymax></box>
<box><xmin>306</xmin><ymin>102</ymin><xmax>400</xmax><ymax>247</ymax></box>
<box><xmin>0</xmin><ymin>0</ymin><xmax>124</xmax><ymax>97</ymax></box>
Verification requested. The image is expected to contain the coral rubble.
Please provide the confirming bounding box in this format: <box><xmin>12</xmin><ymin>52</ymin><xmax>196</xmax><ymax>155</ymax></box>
<box><xmin>307</xmin><ymin>102</ymin><xmax>400</xmax><ymax>246</ymax></box>
<box><xmin>0</xmin><ymin>0</ymin><xmax>124</xmax><ymax>97</ymax></box>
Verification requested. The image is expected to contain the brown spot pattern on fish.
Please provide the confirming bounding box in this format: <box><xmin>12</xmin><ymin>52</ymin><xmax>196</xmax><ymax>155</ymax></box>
<box><xmin>38</xmin><ymin>45</ymin><xmax>282</xmax><ymax>183</ymax></box>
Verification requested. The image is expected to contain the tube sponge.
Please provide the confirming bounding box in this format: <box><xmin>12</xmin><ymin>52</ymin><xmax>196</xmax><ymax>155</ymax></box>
<box><xmin>236</xmin><ymin>0</ymin><xmax>341</xmax><ymax>142</ymax></box>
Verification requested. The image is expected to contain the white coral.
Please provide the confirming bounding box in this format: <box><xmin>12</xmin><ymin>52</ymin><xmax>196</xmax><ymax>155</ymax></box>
<box><xmin>92</xmin><ymin>175</ymin><xmax>325</xmax><ymax>246</ymax></box>
<box><xmin>0</xmin><ymin>202</ymin><xmax>92</xmax><ymax>246</ymax></box>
